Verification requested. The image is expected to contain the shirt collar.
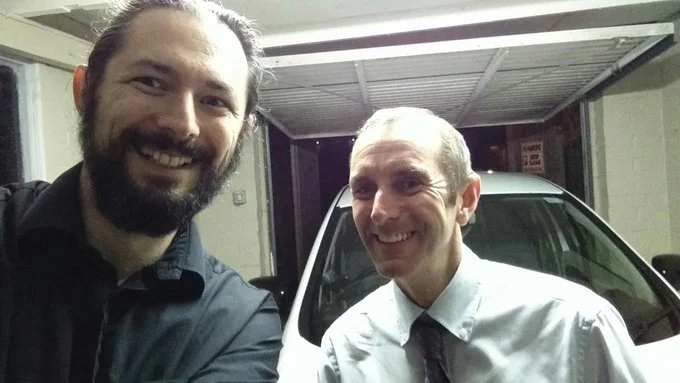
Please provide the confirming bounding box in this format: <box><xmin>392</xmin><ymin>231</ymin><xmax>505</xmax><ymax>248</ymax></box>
<box><xmin>142</xmin><ymin>221</ymin><xmax>206</xmax><ymax>300</ymax></box>
<box><xmin>393</xmin><ymin>246</ymin><xmax>483</xmax><ymax>346</ymax></box>
<box><xmin>17</xmin><ymin>162</ymin><xmax>207</xmax><ymax>301</ymax></box>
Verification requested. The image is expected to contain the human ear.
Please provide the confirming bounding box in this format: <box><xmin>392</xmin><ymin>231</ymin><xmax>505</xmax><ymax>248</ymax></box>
<box><xmin>456</xmin><ymin>174</ymin><xmax>481</xmax><ymax>225</ymax></box>
<box><xmin>72</xmin><ymin>65</ymin><xmax>88</xmax><ymax>114</ymax></box>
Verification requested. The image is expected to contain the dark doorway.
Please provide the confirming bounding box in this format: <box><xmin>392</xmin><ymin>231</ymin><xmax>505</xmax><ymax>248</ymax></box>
<box><xmin>315</xmin><ymin>137</ymin><xmax>354</xmax><ymax>214</ymax></box>
<box><xmin>268</xmin><ymin>123</ymin><xmax>297</xmax><ymax>287</ymax></box>
<box><xmin>558</xmin><ymin>104</ymin><xmax>586</xmax><ymax>202</ymax></box>
<box><xmin>460</xmin><ymin>126</ymin><xmax>508</xmax><ymax>171</ymax></box>
<box><xmin>0</xmin><ymin>65</ymin><xmax>22</xmax><ymax>184</ymax></box>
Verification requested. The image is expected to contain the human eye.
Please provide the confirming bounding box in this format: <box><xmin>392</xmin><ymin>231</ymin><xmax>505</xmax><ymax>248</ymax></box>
<box><xmin>132</xmin><ymin>76</ymin><xmax>166</xmax><ymax>92</ymax></box>
<box><xmin>351</xmin><ymin>182</ymin><xmax>375</xmax><ymax>200</ymax></box>
<box><xmin>395</xmin><ymin>177</ymin><xmax>423</xmax><ymax>195</ymax></box>
<box><xmin>201</xmin><ymin>96</ymin><xmax>234</xmax><ymax>114</ymax></box>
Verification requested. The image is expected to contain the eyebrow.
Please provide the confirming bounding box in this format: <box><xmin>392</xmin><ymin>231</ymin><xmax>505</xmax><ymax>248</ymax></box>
<box><xmin>129</xmin><ymin>58</ymin><xmax>238</xmax><ymax>107</ymax></box>
<box><xmin>349</xmin><ymin>166</ymin><xmax>430</xmax><ymax>185</ymax></box>
<box><xmin>130</xmin><ymin>59</ymin><xmax>176</xmax><ymax>77</ymax></box>
<box><xmin>349</xmin><ymin>174</ymin><xmax>367</xmax><ymax>186</ymax></box>
<box><xmin>392</xmin><ymin>167</ymin><xmax>429</xmax><ymax>179</ymax></box>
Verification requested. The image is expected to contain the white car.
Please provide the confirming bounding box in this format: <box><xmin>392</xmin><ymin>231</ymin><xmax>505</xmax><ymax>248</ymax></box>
<box><xmin>256</xmin><ymin>172</ymin><xmax>680</xmax><ymax>382</ymax></box>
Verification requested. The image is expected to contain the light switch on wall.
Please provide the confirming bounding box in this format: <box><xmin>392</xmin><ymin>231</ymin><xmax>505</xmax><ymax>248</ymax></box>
<box><xmin>232</xmin><ymin>190</ymin><xmax>247</xmax><ymax>205</ymax></box>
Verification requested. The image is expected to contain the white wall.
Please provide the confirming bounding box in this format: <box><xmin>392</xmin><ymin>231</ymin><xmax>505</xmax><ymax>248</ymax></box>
<box><xmin>37</xmin><ymin>63</ymin><xmax>81</xmax><ymax>181</ymax></box>
<box><xmin>196</xmin><ymin>130</ymin><xmax>272</xmax><ymax>281</ymax></box>
<box><xmin>1</xmin><ymin>13</ymin><xmax>270</xmax><ymax>279</ymax></box>
<box><xmin>588</xmin><ymin>55</ymin><xmax>680</xmax><ymax>260</ymax></box>
<box><xmin>661</xmin><ymin>54</ymin><xmax>680</xmax><ymax>253</ymax></box>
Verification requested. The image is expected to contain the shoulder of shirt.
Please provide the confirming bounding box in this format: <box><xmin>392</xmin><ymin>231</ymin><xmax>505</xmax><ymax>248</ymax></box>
<box><xmin>479</xmin><ymin>259</ymin><xmax>615</xmax><ymax>317</ymax></box>
<box><xmin>201</xmin><ymin>252</ymin><xmax>272</xmax><ymax>303</ymax></box>
<box><xmin>1</xmin><ymin>180</ymin><xmax>51</xmax><ymax>235</ymax></box>
<box><xmin>1</xmin><ymin>180</ymin><xmax>50</xmax><ymax>205</ymax></box>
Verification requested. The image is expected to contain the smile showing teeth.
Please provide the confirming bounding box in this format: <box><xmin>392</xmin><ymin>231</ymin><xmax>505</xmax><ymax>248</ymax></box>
<box><xmin>376</xmin><ymin>232</ymin><xmax>414</xmax><ymax>244</ymax></box>
<box><xmin>139</xmin><ymin>146</ymin><xmax>193</xmax><ymax>168</ymax></box>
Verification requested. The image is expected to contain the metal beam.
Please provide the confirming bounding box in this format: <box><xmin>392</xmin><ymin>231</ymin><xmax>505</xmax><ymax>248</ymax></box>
<box><xmin>453</xmin><ymin>37</ymin><xmax>621</xmax><ymax>114</ymax></box>
<box><xmin>5</xmin><ymin>0</ymin><xmax>106</xmax><ymax>17</ymax></box>
<box><xmin>293</xmin><ymin>131</ymin><xmax>359</xmax><ymax>140</ymax></box>
<box><xmin>458</xmin><ymin>118</ymin><xmax>544</xmax><ymax>129</ymax></box>
<box><xmin>261</xmin><ymin>0</ymin><xmax>670</xmax><ymax>48</ymax></box>
<box><xmin>0</xmin><ymin>11</ymin><xmax>91</xmax><ymax>70</ymax></box>
<box><xmin>544</xmin><ymin>34</ymin><xmax>669</xmax><ymax>121</ymax></box>
<box><xmin>455</xmin><ymin>48</ymin><xmax>509</xmax><ymax>125</ymax></box>
<box><xmin>266</xmin><ymin>78</ymin><xmax>370</xmax><ymax>108</ymax></box>
<box><xmin>353</xmin><ymin>61</ymin><xmax>373</xmax><ymax>116</ymax></box>
<box><xmin>263</xmin><ymin>23</ymin><xmax>674</xmax><ymax>68</ymax></box>
<box><xmin>257</xmin><ymin>109</ymin><xmax>294</xmax><ymax>139</ymax></box>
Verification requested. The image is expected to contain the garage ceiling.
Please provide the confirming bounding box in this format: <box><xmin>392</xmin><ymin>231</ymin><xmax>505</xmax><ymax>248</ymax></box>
<box><xmin>8</xmin><ymin>0</ymin><xmax>680</xmax><ymax>139</ymax></box>
<box><xmin>261</xmin><ymin>23</ymin><xmax>675</xmax><ymax>138</ymax></box>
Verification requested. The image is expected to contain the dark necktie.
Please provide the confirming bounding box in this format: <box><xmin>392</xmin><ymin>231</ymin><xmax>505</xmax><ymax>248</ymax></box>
<box><xmin>411</xmin><ymin>315</ymin><xmax>450</xmax><ymax>383</ymax></box>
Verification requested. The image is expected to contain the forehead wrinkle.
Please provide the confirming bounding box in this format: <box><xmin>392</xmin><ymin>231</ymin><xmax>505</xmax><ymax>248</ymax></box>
<box><xmin>351</xmin><ymin>137</ymin><xmax>436</xmax><ymax>170</ymax></box>
<box><xmin>351</xmin><ymin>150</ymin><xmax>434</xmax><ymax>191</ymax></box>
<box><xmin>352</xmin><ymin>119</ymin><xmax>441</xmax><ymax>158</ymax></box>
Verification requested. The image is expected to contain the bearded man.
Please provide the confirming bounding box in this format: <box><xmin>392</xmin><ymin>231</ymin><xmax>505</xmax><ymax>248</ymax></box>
<box><xmin>0</xmin><ymin>1</ymin><xmax>282</xmax><ymax>381</ymax></box>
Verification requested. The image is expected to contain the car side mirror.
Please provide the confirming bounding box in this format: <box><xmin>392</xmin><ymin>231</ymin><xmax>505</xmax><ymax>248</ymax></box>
<box><xmin>249</xmin><ymin>275</ymin><xmax>293</xmax><ymax>325</ymax></box>
<box><xmin>652</xmin><ymin>254</ymin><xmax>680</xmax><ymax>291</ymax></box>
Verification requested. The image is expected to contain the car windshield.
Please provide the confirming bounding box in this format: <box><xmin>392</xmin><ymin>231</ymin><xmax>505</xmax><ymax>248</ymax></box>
<box><xmin>299</xmin><ymin>193</ymin><xmax>680</xmax><ymax>346</ymax></box>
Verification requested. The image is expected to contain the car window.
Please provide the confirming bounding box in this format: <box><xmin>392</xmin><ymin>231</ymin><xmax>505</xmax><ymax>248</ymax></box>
<box><xmin>301</xmin><ymin>194</ymin><xmax>680</xmax><ymax>346</ymax></box>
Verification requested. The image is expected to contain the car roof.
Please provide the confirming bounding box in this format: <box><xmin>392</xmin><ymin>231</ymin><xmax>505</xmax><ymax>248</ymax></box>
<box><xmin>336</xmin><ymin>171</ymin><xmax>564</xmax><ymax>208</ymax></box>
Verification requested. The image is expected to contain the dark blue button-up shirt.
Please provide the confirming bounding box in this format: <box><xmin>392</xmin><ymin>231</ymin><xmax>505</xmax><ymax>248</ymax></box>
<box><xmin>0</xmin><ymin>164</ymin><xmax>282</xmax><ymax>382</ymax></box>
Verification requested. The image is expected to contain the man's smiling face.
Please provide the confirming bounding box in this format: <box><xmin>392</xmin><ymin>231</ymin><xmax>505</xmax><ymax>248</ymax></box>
<box><xmin>78</xmin><ymin>7</ymin><xmax>250</xmax><ymax>236</ymax></box>
<box><xmin>349</xmin><ymin>120</ymin><xmax>459</xmax><ymax>282</ymax></box>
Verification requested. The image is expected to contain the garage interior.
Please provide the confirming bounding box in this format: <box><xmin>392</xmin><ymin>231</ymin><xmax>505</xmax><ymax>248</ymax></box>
<box><xmin>4</xmin><ymin>0</ymin><xmax>680</xmax><ymax>285</ymax></box>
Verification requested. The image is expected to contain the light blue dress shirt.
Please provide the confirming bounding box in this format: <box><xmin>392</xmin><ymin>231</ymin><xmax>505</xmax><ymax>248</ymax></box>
<box><xmin>318</xmin><ymin>247</ymin><xmax>648</xmax><ymax>382</ymax></box>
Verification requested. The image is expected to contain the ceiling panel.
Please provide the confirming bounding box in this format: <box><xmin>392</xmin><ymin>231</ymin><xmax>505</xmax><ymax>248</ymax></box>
<box><xmin>259</xmin><ymin>23</ymin><xmax>673</xmax><ymax>137</ymax></box>
<box><xmin>18</xmin><ymin>2</ymin><xmax>680</xmax><ymax>139</ymax></box>
<box><xmin>261</xmin><ymin>62</ymin><xmax>358</xmax><ymax>90</ymax></box>
<box><xmin>498</xmin><ymin>38</ymin><xmax>645</xmax><ymax>70</ymax></box>
<box><xmin>368</xmin><ymin>75</ymin><xmax>478</xmax><ymax>107</ymax></box>
<box><xmin>361</xmin><ymin>50</ymin><xmax>495</xmax><ymax>80</ymax></box>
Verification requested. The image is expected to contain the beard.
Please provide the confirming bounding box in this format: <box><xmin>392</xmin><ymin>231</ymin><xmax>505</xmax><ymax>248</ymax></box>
<box><xmin>79</xmin><ymin>96</ymin><xmax>245</xmax><ymax>237</ymax></box>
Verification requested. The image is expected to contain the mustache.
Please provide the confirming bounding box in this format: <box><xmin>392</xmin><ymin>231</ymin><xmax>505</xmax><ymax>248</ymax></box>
<box><xmin>124</xmin><ymin>130</ymin><xmax>213</xmax><ymax>161</ymax></box>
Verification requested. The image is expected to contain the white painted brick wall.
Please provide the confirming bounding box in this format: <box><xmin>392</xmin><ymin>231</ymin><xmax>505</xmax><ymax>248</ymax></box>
<box><xmin>589</xmin><ymin>59</ymin><xmax>679</xmax><ymax>261</ymax></box>
<box><xmin>187</xmin><ymin>130</ymin><xmax>270</xmax><ymax>282</ymax></box>
<box><xmin>588</xmin><ymin>97</ymin><xmax>608</xmax><ymax>218</ymax></box>
<box><xmin>661</xmin><ymin>55</ymin><xmax>680</xmax><ymax>254</ymax></box>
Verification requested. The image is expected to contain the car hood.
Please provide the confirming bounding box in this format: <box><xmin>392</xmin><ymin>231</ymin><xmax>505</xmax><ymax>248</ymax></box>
<box><xmin>636</xmin><ymin>333</ymin><xmax>680</xmax><ymax>381</ymax></box>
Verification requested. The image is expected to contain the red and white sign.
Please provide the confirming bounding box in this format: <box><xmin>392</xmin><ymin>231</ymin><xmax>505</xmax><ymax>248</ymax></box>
<box><xmin>522</xmin><ymin>140</ymin><xmax>544</xmax><ymax>174</ymax></box>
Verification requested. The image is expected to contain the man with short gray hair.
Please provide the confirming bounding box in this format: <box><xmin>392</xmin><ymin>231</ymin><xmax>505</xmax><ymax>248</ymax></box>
<box><xmin>318</xmin><ymin>107</ymin><xmax>647</xmax><ymax>382</ymax></box>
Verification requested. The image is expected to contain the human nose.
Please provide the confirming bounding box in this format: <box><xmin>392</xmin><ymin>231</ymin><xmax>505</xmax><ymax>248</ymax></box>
<box><xmin>156</xmin><ymin>92</ymin><xmax>200</xmax><ymax>139</ymax></box>
<box><xmin>370</xmin><ymin>189</ymin><xmax>400</xmax><ymax>225</ymax></box>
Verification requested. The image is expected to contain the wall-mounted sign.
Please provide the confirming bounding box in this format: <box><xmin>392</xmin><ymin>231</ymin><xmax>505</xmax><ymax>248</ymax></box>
<box><xmin>522</xmin><ymin>140</ymin><xmax>545</xmax><ymax>174</ymax></box>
